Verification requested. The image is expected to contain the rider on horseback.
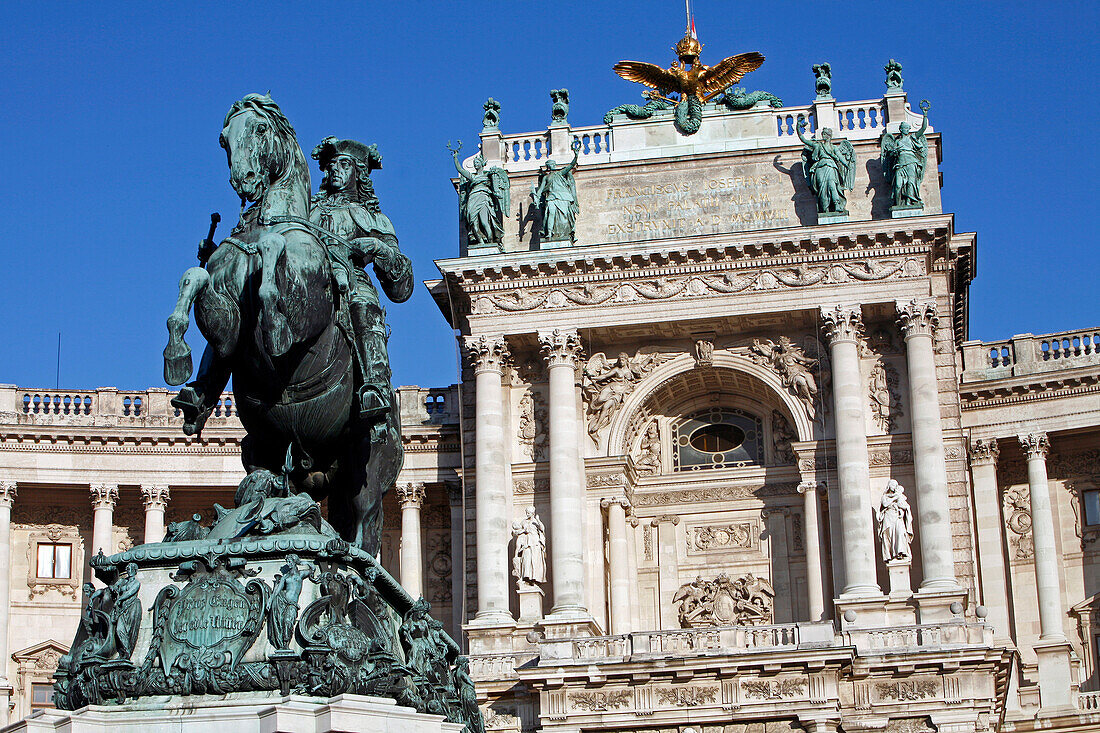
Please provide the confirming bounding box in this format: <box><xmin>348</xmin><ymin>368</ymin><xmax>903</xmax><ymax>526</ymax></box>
<box><xmin>309</xmin><ymin>137</ymin><xmax>413</xmax><ymax>421</ymax></box>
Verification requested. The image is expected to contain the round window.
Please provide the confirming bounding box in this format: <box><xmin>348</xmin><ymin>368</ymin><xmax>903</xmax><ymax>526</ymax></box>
<box><xmin>688</xmin><ymin>423</ymin><xmax>745</xmax><ymax>454</ymax></box>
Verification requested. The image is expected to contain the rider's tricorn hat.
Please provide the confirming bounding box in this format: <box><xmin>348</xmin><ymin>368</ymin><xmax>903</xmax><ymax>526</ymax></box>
<box><xmin>311</xmin><ymin>136</ymin><xmax>382</xmax><ymax>173</ymax></box>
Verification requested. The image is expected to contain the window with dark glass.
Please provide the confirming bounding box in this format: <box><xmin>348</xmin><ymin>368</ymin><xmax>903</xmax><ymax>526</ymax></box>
<box><xmin>36</xmin><ymin>543</ymin><xmax>72</xmax><ymax>579</ymax></box>
<box><xmin>31</xmin><ymin>682</ymin><xmax>54</xmax><ymax>709</ymax></box>
<box><xmin>672</xmin><ymin>408</ymin><xmax>762</xmax><ymax>471</ymax></box>
<box><xmin>1084</xmin><ymin>489</ymin><xmax>1100</xmax><ymax>527</ymax></box>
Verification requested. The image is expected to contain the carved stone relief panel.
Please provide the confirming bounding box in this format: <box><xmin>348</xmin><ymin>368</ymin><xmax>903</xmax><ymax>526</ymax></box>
<box><xmin>686</xmin><ymin>520</ymin><xmax>761</xmax><ymax>555</ymax></box>
<box><xmin>516</xmin><ymin>389</ymin><xmax>548</xmax><ymax>462</ymax></box>
<box><xmin>424</xmin><ymin>528</ymin><xmax>453</xmax><ymax>605</ymax></box>
<box><xmin>867</xmin><ymin>356</ymin><xmax>903</xmax><ymax>434</ymax></box>
<box><xmin>741</xmin><ymin>676</ymin><xmax>808</xmax><ymax>701</ymax></box>
<box><xmin>1002</xmin><ymin>484</ymin><xmax>1034</xmax><ymax>561</ymax></box>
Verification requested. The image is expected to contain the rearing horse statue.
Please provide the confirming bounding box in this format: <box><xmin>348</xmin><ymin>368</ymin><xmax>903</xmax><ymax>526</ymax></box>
<box><xmin>162</xmin><ymin>94</ymin><xmax>409</xmax><ymax>555</ymax></box>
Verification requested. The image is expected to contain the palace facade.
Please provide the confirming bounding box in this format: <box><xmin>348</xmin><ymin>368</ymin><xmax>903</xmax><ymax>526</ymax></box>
<box><xmin>1</xmin><ymin>60</ymin><xmax>1099</xmax><ymax>733</ymax></box>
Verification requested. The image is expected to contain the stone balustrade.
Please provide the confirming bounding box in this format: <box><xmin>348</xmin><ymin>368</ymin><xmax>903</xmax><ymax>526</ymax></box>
<box><xmin>467</xmin><ymin>653</ymin><xmax>526</xmax><ymax>681</ymax></box>
<box><xmin>464</xmin><ymin>93</ymin><xmax>930</xmax><ymax>175</ymax></box>
<box><xmin>1079</xmin><ymin>690</ymin><xmax>1100</xmax><ymax>711</ymax></box>
<box><xmin>539</xmin><ymin>619</ymin><xmax>993</xmax><ymax>666</ymax></box>
<box><xmin>0</xmin><ymin>384</ymin><xmax>459</xmax><ymax>428</ymax></box>
<box><xmin>960</xmin><ymin>328</ymin><xmax>1100</xmax><ymax>382</ymax></box>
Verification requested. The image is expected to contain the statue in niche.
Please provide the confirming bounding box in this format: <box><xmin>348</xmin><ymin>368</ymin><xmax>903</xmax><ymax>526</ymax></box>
<box><xmin>450</xmin><ymin>142</ymin><xmax>510</xmax><ymax>249</ymax></box>
<box><xmin>634</xmin><ymin>421</ymin><xmax>662</xmax><ymax>475</ymax></box>
<box><xmin>749</xmin><ymin>337</ymin><xmax>819</xmax><ymax>418</ymax></box>
<box><xmin>771</xmin><ymin>410</ymin><xmax>796</xmax><ymax>464</ymax></box>
<box><xmin>884</xmin><ymin>59</ymin><xmax>904</xmax><ymax>91</ymax></box>
<box><xmin>531</xmin><ymin>143</ymin><xmax>579</xmax><ymax>242</ymax></box>
<box><xmin>674</xmin><ymin>573</ymin><xmax>775</xmax><ymax>627</ymax></box>
<box><xmin>879</xmin><ymin>101</ymin><xmax>930</xmax><ymax>209</ymax></box>
<box><xmin>268</xmin><ymin>554</ymin><xmax>308</xmax><ymax>651</ymax></box>
<box><xmin>110</xmin><ymin>563</ymin><xmax>142</xmax><ymax>661</ymax></box>
<box><xmin>813</xmin><ymin>62</ymin><xmax>832</xmax><ymax>98</ymax></box>
<box><xmin>550</xmin><ymin>88</ymin><xmax>569</xmax><ymax>124</ymax></box>
<box><xmin>582</xmin><ymin>350</ymin><xmax>661</xmax><ymax>441</ymax></box>
<box><xmin>482</xmin><ymin>98</ymin><xmax>501</xmax><ymax>130</ymax></box>
<box><xmin>511</xmin><ymin>508</ymin><xmax>547</xmax><ymax>587</ymax></box>
<box><xmin>876</xmin><ymin>479</ymin><xmax>914</xmax><ymax>561</ymax></box>
<box><xmin>797</xmin><ymin>119</ymin><xmax>855</xmax><ymax>215</ymax></box>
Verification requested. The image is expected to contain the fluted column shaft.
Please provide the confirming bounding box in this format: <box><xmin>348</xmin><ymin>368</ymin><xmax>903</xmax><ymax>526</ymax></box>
<box><xmin>0</xmin><ymin>481</ymin><xmax>14</xmax><ymax>693</ymax></box>
<box><xmin>141</xmin><ymin>485</ymin><xmax>170</xmax><ymax>543</ymax></box>
<box><xmin>398</xmin><ymin>482</ymin><xmax>426</xmax><ymax>598</ymax></box>
<box><xmin>820</xmin><ymin>305</ymin><xmax>879</xmax><ymax>597</ymax></box>
<box><xmin>465</xmin><ymin>335</ymin><xmax>512</xmax><ymax>623</ymax></box>
<box><xmin>539</xmin><ymin>329</ymin><xmax>587</xmax><ymax>617</ymax></box>
<box><xmin>90</xmin><ymin>483</ymin><xmax>119</xmax><ymax>559</ymax></box>
<box><xmin>602</xmin><ymin>497</ymin><xmax>631</xmax><ymax>633</ymax></box>
<box><xmin>897</xmin><ymin>298</ymin><xmax>957</xmax><ymax>590</ymax></box>
<box><xmin>798</xmin><ymin>481</ymin><xmax>827</xmax><ymax>621</ymax></box>
<box><xmin>1020</xmin><ymin>433</ymin><xmax>1066</xmax><ymax>641</ymax></box>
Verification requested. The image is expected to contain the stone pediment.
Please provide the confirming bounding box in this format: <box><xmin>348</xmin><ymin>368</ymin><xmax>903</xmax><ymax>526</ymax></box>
<box><xmin>12</xmin><ymin>639</ymin><xmax>68</xmax><ymax>668</ymax></box>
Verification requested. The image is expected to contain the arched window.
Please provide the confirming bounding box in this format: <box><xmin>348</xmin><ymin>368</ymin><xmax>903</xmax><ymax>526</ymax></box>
<box><xmin>672</xmin><ymin>407</ymin><xmax>762</xmax><ymax>471</ymax></box>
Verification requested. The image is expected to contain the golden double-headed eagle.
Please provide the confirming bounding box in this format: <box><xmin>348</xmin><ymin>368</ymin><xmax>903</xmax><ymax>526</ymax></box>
<box><xmin>613</xmin><ymin>32</ymin><xmax>764</xmax><ymax>103</ymax></box>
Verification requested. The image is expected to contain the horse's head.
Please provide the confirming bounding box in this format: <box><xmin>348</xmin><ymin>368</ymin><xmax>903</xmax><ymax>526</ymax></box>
<box><xmin>221</xmin><ymin>94</ymin><xmax>300</xmax><ymax>204</ymax></box>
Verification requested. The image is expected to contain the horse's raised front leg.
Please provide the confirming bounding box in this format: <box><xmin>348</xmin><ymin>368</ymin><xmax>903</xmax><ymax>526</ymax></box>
<box><xmin>257</xmin><ymin>232</ymin><xmax>294</xmax><ymax>357</ymax></box>
<box><xmin>164</xmin><ymin>267</ymin><xmax>209</xmax><ymax>386</ymax></box>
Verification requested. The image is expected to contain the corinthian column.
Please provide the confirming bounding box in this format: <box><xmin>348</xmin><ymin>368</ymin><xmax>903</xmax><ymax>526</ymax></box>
<box><xmin>140</xmin><ymin>485</ymin><xmax>170</xmax><ymax>543</ymax></box>
<box><xmin>538</xmin><ymin>328</ymin><xmax>588</xmax><ymax>618</ymax></box>
<box><xmin>397</xmin><ymin>482</ymin><xmax>426</xmax><ymax>598</ymax></box>
<box><xmin>1019</xmin><ymin>433</ymin><xmax>1066</xmax><ymax>641</ymax></box>
<box><xmin>601</xmin><ymin>496</ymin><xmax>632</xmax><ymax>633</ymax></box>
<box><xmin>464</xmin><ymin>335</ymin><xmax>513</xmax><ymax>624</ymax></box>
<box><xmin>0</xmin><ymin>481</ymin><xmax>15</xmax><ymax>699</ymax></box>
<box><xmin>896</xmin><ymin>298</ymin><xmax>958</xmax><ymax>590</ymax></box>
<box><xmin>820</xmin><ymin>305</ymin><xmax>879</xmax><ymax>597</ymax></box>
<box><xmin>90</xmin><ymin>483</ymin><xmax>119</xmax><ymax>559</ymax></box>
<box><xmin>969</xmin><ymin>439</ymin><xmax>1011</xmax><ymax>640</ymax></box>
<box><xmin>798</xmin><ymin>481</ymin><xmax>827</xmax><ymax>621</ymax></box>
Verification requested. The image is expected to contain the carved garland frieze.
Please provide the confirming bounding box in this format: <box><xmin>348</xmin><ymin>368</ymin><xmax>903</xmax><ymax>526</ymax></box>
<box><xmin>470</xmin><ymin>258</ymin><xmax>925</xmax><ymax>315</ymax></box>
<box><xmin>655</xmin><ymin>686</ymin><xmax>718</xmax><ymax>707</ymax></box>
<box><xmin>875</xmin><ymin>679</ymin><xmax>939</xmax><ymax>701</ymax></box>
<box><xmin>631</xmin><ymin>482</ymin><xmax>799</xmax><ymax>508</ymax></box>
<box><xmin>741</xmin><ymin>677</ymin><xmax>807</xmax><ymax>700</ymax></box>
<box><xmin>570</xmin><ymin>689</ymin><xmax>632</xmax><ymax>711</ymax></box>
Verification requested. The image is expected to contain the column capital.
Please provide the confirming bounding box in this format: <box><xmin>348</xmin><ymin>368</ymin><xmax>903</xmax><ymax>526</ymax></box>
<box><xmin>140</xmin><ymin>485</ymin><xmax>170</xmax><ymax>509</ymax></box>
<box><xmin>396</xmin><ymin>482</ymin><xmax>426</xmax><ymax>509</ymax></box>
<box><xmin>1019</xmin><ymin>432</ymin><xmax>1050</xmax><ymax>461</ymax></box>
<box><xmin>797</xmin><ymin>480</ymin><xmax>823</xmax><ymax>496</ymax></box>
<box><xmin>761</xmin><ymin>506</ymin><xmax>791</xmax><ymax>520</ymax></box>
<box><xmin>600</xmin><ymin>495</ymin><xmax>631</xmax><ymax>512</ymax></box>
<box><xmin>463</xmin><ymin>334</ymin><xmax>510</xmax><ymax>374</ymax></box>
<box><xmin>819</xmin><ymin>303</ymin><xmax>865</xmax><ymax>344</ymax></box>
<box><xmin>649</xmin><ymin>514</ymin><xmax>680</xmax><ymax>527</ymax></box>
<box><xmin>90</xmin><ymin>483</ymin><xmax>119</xmax><ymax>510</ymax></box>
<box><xmin>0</xmin><ymin>481</ymin><xmax>15</xmax><ymax>507</ymax></box>
<box><xmin>969</xmin><ymin>438</ymin><xmax>1000</xmax><ymax>466</ymax></box>
<box><xmin>895</xmin><ymin>297</ymin><xmax>939</xmax><ymax>339</ymax></box>
<box><xmin>537</xmin><ymin>328</ymin><xmax>584</xmax><ymax>368</ymax></box>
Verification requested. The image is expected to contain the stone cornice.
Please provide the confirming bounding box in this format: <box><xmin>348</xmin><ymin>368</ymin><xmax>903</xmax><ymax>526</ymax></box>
<box><xmin>959</xmin><ymin>372</ymin><xmax>1100</xmax><ymax>410</ymax></box>
<box><xmin>436</xmin><ymin>215</ymin><xmax>954</xmax><ymax>287</ymax></box>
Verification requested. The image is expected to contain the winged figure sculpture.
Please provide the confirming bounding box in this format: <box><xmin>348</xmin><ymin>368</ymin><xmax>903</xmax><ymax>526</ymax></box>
<box><xmin>612</xmin><ymin>31</ymin><xmax>763</xmax><ymax>135</ymax></box>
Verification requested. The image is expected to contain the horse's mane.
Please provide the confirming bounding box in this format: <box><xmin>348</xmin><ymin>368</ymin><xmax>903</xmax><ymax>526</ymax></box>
<box><xmin>224</xmin><ymin>93</ymin><xmax>297</xmax><ymax>142</ymax></box>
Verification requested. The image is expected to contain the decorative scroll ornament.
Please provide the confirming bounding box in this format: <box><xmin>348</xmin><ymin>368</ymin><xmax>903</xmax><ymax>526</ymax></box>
<box><xmin>749</xmin><ymin>337</ymin><xmax>819</xmax><ymax>418</ymax></box>
<box><xmin>868</xmin><ymin>357</ymin><xmax>902</xmax><ymax>432</ymax></box>
<box><xmin>1002</xmin><ymin>484</ymin><xmax>1034</xmax><ymax>560</ymax></box>
<box><xmin>581</xmin><ymin>349</ymin><xmax>667</xmax><ymax>442</ymax></box>
<box><xmin>673</xmin><ymin>573</ymin><xmax>774</xmax><ymax>627</ymax></box>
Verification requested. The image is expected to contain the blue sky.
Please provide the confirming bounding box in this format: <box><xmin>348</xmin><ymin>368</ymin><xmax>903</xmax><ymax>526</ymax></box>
<box><xmin>0</xmin><ymin>1</ymin><xmax>1096</xmax><ymax>391</ymax></box>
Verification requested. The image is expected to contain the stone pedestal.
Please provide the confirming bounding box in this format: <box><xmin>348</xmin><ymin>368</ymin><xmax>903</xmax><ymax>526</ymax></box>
<box><xmin>890</xmin><ymin>205</ymin><xmax>924</xmax><ymax>218</ymax></box>
<box><xmin>4</xmin><ymin>694</ymin><xmax>465</xmax><ymax>733</ymax></box>
<box><xmin>1034</xmin><ymin>640</ymin><xmax>1076</xmax><ymax>714</ymax></box>
<box><xmin>887</xmin><ymin>558</ymin><xmax>912</xmax><ymax>598</ymax></box>
<box><xmin>517</xmin><ymin>584</ymin><xmax>544</xmax><ymax>623</ymax></box>
<box><xmin>817</xmin><ymin>212</ymin><xmax>848</xmax><ymax>225</ymax></box>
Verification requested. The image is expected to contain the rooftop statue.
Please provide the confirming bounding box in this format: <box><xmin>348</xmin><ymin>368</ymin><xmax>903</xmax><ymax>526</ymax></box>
<box><xmin>550</xmin><ymin>88</ymin><xmax>569</xmax><ymax>125</ymax></box>
<box><xmin>612</xmin><ymin>24</ymin><xmax>763</xmax><ymax>135</ymax></box>
<box><xmin>482</xmin><ymin>97</ymin><xmax>501</xmax><ymax>130</ymax></box>
<box><xmin>813</xmin><ymin>62</ymin><xmax>832</xmax><ymax>99</ymax></box>
<box><xmin>717</xmin><ymin>86</ymin><xmax>782</xmax><ymax>111</ymax></box>
<box><xmin>797</xmin><ymin>118</ymin><xmax>856</xmax><ymax>216</ymax></box>
<box><xmin>879</xmin><ymin>100</ymin><xmax>930</xmax><ymax>210</ymax></box>
<box><xmin>162</xmin><ymin>94</ymin><xmax>410</xmax><ymax>556</ymax></box>
<box><xmin>450</xmin><ymin>141</ymin><xmax>511</xmax><ymax>249</ymax></box>
<box><xmin>531</xmin><ymin>142</ymin><xmax>580</xmax><ymax>242</ymax></box>
<box><xmin>885</xmin><ymin>59</ymin><xmax>904</xmax><ymax>91</ymax></box>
